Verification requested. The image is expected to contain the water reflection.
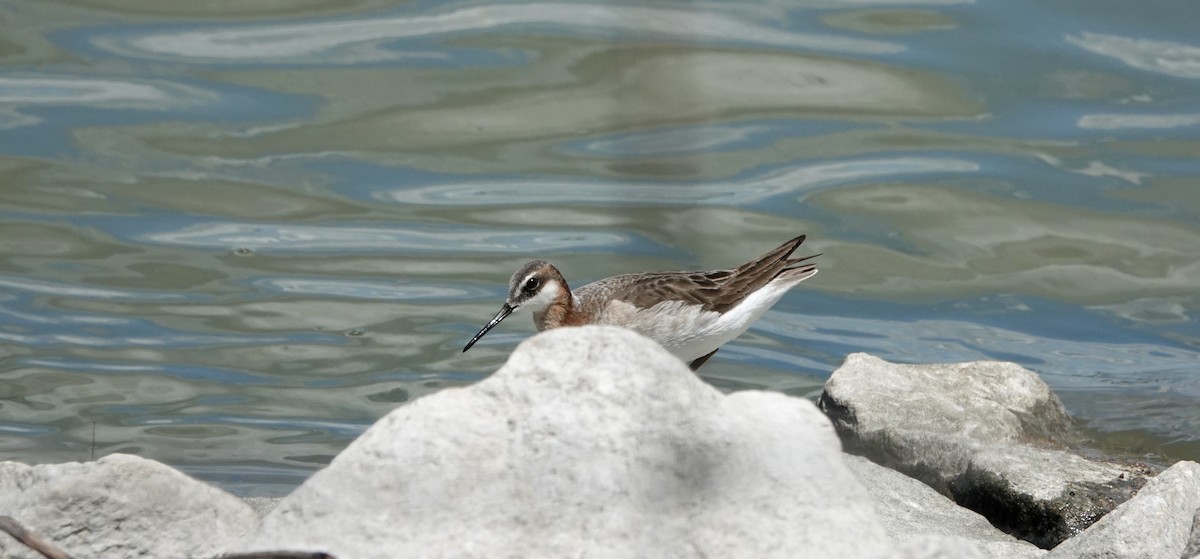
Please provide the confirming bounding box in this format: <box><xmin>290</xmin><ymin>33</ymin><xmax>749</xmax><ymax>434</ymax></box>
<box><xmin>380</xmin><ymin>158</ymin><xmax>979</xmax><ymax>206</ymax></box>
<box><xmin>1078</xmin><ymin>112</ymin><xmax>1200</xmax><ymax>130</ymax></box>
<box><xmin>22</xmin><ymin>358</ymin><xmax>280</xmax><ymax>384</ymax></box>
<box><xmin>90</xmin><ymin>3</ymin><xmax>900</xmax><ymax>65</ymax></box>
<box><xmin>1095</xmin><ymin>297</ymin><xmax>1192</xmax><ymax>324</ymax></box>
<box><xmin>575</xmin><ymin>123</ymin><xmax>780</xmax><ymax>156</ymax></box>
<box><xmin>250</xmin><ymin>277</ymin><xmax>492</xmax><ymax>300</ymax></box>
<box><xmin>811</xmin><ymin>182</ymin><xmax>1200</xmax><ymax>304</ymax></box>
<box><xmin>0</xmin><ymin>275</ymin><xmax>192</xmax><ymax>301</ymax></box>
<box><xmin>139</xmin><ymin>222</ymin><xmax>633</xmax><ymax>253</ymax></box>
<box><xmin>1067</xmin><ymin>32</ymin><xmax>1200</xmax><ymax>79</ymax></box>
<box><xmin>0</xmin><ymin>76</ymin><xmax>212</xmax><ymax>105</ymax></box>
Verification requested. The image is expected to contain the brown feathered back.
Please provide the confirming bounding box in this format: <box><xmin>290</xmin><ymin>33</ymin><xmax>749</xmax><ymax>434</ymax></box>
<box><xmin>574</xmin><ymin>235</ymin><xmax>817</xmax><ymax>314</ymax></box>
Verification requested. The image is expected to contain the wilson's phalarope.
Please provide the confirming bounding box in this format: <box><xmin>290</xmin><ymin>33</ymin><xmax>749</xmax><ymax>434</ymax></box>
<box><xmin>462</xmin><ymin>235</ymin><xmax>819</xmax><ymax>370</ymax></box>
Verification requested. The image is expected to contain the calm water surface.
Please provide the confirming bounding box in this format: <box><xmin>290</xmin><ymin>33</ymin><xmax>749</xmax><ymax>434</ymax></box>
<box><xmin>1</xmin><ymin>0</ymin><xmax>1198</xmax><ymax>495</ymax></box>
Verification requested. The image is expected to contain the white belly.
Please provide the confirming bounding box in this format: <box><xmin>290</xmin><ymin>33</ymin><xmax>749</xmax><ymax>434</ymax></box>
<box><xmin>597</xmin><ymin>279</ymin><xmax>799</xmax><ymax>362</ymax></box>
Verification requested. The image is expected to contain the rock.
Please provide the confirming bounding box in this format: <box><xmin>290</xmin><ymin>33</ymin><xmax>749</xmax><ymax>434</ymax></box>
<box><xmin>846</xmin><ymin>454</ymin><xmax>1046</xmax><ymax>559</ymax></box>
<box><xmin>243</xmin><ymin>496</ymin><xmax>283</xmax><ymax>518</ymax></box>
<box><xmin>1048</xmin><ymin>460</ymin><xmax>1200</xmax><ymax>559</ymax></box>
<box><xmin>1186</xmin><ymin>508</ymin><xmax>1200</xmax><ymax>559</ymax></box>
<box><xmin>819</xmin><ymin>353</ymin><xmax>1151</xmax><ymax>549</ymax></box>
<box><xmin>250</xmin><ymin>326</ymin><xmax>894</xmax><ymax>558</ymax></box>
<box><xmin>11</xmin><ymin>340</ymin><xmax>1183</xmax><ymax>558</ymax></box>
<box><xmin>875</xmin><ymin>536</ymin><xmax>989</xmax><ymax>559</ymax></box>
<box><xmin>0</xmin><ymin>453</ymin><xmax>258</xmax><ymax>559</ymax></box>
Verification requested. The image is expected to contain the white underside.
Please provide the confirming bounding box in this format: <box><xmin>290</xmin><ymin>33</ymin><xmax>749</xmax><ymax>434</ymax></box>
<box><xmin>597</xmin><ymin>272</ymin><xmax>814</xmax><ymax>362</ymax></box>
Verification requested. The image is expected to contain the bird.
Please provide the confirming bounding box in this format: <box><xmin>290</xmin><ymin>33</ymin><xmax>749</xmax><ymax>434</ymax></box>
<box><xmin>462</xmin><ymin>235</ymin><xmax>818</xmax><ymax>370</ymax></box>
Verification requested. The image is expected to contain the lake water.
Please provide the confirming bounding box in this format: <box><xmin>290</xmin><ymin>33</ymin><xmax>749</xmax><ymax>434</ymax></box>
<box><xmin>1</xmin><ymin>0</ymin><xmax>1197</xmax><ymax>496</ymax></box>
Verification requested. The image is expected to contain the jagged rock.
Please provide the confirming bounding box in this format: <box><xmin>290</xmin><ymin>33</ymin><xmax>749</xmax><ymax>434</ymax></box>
<box><xmin>243</xmin><ymin>496</ymin><xmax>283</xmax><ymax>518</ymax></box>
<box><xmin>10</xmin><ymin>338</ymin><xmax>1189</xmax><ymax>559</ymax></box>
<box><xmin>846</xmin><ymin>454</ymin><xmax>1046</xmax><ymax>559</ymax></box>
<box><xmin>0</xmin><ymin>453</ymin><xmax>258</xmax><ymax>559</ymax></box>
<box><xmin>250</xmin><ymin>326</ymin><xmax>896</xmax><ymax>558</ymax></box>
<box><xmin>1048</xmin><ymin>460</ymin><xmax>1200</xmax><ymax>559</ymax></box>
<box><xmin>1186</xmin><ymin>508</ymin><xmax>1200</xmax><ymax>559</ymax></box>
<box><xmin>819</xmin><ymin>353</ymin><xmax>1151</xmax><ymax>549</ymax></box>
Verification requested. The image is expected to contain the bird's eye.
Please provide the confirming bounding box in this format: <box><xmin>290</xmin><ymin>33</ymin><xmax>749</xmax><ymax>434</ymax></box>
<box><xmin>522</xmin><ymin>277</ymin><xmax>540</xmax><ymax>294</ymax></box>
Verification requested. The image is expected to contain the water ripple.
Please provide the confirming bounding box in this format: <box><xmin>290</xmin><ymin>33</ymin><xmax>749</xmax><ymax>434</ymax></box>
<box><xmin>0</xmin><ymin>329</ymin><xmax>308</xmax><ymax>349</ymax></box>
<box><xmin>1078</xmin><ymin>112</ymin><xmax>1200</xmax><ymax>130</ymax></box>
<box><xmin>0</xmin><ymin>423</ymin><xmax>58</xmax><ymax>437</ymax></box>
<box><xmin>138</xmin><ymin>414</ymin><xmax>370</xmax><ymax>437</ymax></box>
<box><xmin>21</xmin><ymin>358</ymin><xmax>282</xmax><ymax>385</ymax></box>
<box><xmin>250</xmin><ymin>277</ymin><xmax>492</xmax><ymax>301</ymax></box>
<box><xmin>89</xmin><ymin>4</ymin><xmax>900</xmax><ymax>65</ymax></box>
<box><xmin>0</xmin><ymin>75</ymin><xmax>218</xmax><ymax>128</ymax></box>
<box><xmin>0</xmin><ymin>75</ymin><xmax>216</xmax><ymax>106</ymax></box>
<box><xmin>138</xmin><ymin>222</ymin><xmax>631</xmax><ymax>253</ymax></box>
<box><xmin>1066</xmin><ymin>32</ymin><xmax>1200</xmax><ymax>79</ymax></box>
<box><xmin>380</xmin><ymin>157</ymin><xmax>979</xmax><ymax>206</ymax></box>
<box><xmin>0</xmin><ymin>275</ymin><xmax>193</xmax><ymax>301</ymax></box>
<box><xmin>569</xmin><ymin>123</ymin><xmax>786</xmax><ymax>156</ymax></box>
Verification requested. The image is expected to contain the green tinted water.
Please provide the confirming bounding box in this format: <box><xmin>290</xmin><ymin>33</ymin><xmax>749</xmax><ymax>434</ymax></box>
<box><xmin>1</xmin><ymin>0</ymin><xmax>1197</xmax><ymax>494</ymax></box>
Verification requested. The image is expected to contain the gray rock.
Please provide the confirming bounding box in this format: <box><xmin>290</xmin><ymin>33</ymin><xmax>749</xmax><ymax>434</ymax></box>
<box><xmin>1048</xmin><ymin>460</ymin><xmax>1200</xmax><ymax>559</ymax></box>
<box><xmin>1185</xmin><ymin>507</ymin><xmax>1200</xmax><ymax>559</ymax></box>
<box><xmin>846</xmin><ymin>454</ymin><xmax>1046</xmax><ymax>559</ymax></box>
<box><xmin>819</xmin><ymin>353</ymin><xmax>1150</xmax><ymax>549</ymax></box>
<box><xmin>873</xmin><ymin>536</ymin><xmax>989</xmax><ymax>559</ymax></box>
<box><xmin>243</xmin><ymin>496</ymin><xmax>282</xmax><ymax>518</ymax></box>
<box><xmin>0</xmin><ymin>453</ymin><xmax>258</xmax><ymax>559</ymax></box>
<box><xmin>250</xmin><ymin>326</ymin><xmax>894</xmax><ymax>558</ymax></box>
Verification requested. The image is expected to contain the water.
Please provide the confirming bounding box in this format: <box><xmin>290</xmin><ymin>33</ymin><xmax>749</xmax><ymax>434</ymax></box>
<box><xmin>1</xmin><ymin>0</ymin><xmax>1197</xmax><ymax>496</ymax></box>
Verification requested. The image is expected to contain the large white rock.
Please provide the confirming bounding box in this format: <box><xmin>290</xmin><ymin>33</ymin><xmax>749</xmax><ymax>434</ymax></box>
<box><xmin>1048</xmin><ymin>460</ymin><xmax>1200</xmax><ymax>559</ymax></box>
<box><xmin>1187</xmin><ymin>511</ymin><xmax>1200</xmax><ymax>559</ymax></box>
<box><xmin>251</xmin><ymin>326</ymin><xmax>894</xmax><ymax>558</ymax></box>
<box><xmin>819</xmin><ymin>353</ymin><xmax>1150</xmax><ymax>548</ymax></box>
<box><xmin>1187</xmin><ymin>510</ymin><xmax>1200</xmax><ymax>559</ymax></box>
<box><xmin>875</xmin><ymin>536</ymin><xmax>989</xmax><ymax>559</ymax></box>
<box><xmin>0</xmin><ymin>453</ymin><xmax>258</xmax><ymax>559</ymax></box>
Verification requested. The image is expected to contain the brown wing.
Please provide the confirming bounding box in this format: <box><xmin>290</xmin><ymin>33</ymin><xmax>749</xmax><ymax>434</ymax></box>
<box><xmin>578</xmin><ymin>235</ymin><xmax>817</xmax><ymax>314</ymax></box>
<box><xmin>594</xmin><ymin>269</ymin><xmax>731</xmax><ymax>309</ymax></box>
<box><xmin>704</xmin><ymin>235</ymin><xmax>817</xmax><ymax>313</ymax></box>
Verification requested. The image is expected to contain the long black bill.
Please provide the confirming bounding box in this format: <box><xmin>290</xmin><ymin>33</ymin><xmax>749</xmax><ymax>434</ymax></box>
<box><xmin>462</xmin><ymin>303</ymin><xmax>514</xmax><ymax>352</ymax></box>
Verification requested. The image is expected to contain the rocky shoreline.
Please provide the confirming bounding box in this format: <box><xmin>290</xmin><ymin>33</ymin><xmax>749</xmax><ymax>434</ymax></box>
<box><xmin>2</xmin><ymin>326</ymin><xmax>1198</xmax><ymax>558</ymax></box>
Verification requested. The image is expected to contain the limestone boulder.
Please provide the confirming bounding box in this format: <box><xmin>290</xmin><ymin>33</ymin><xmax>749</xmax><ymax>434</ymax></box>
<box><xmin>0</xmin><ymin>453</ymin><xmax>258</xmax><ymax>559</ymax></box>
<box><xmin>1048</xmin><ymin>460</ymin><xmax>1200</xmax><ymax>559</ymax></box>
<box><xmin>251</xmin><ymin>326</ymin><xmax>895</xmax><ymax>559</ymax></box>
<box><xmin>846</xmin><ymin>454</ymin><xmax>1045</xmax><ymax>559</ymax></box>
<box><xmin>819</xmin><ymin>353</ymin><xmax>1151</xmax><ymax>548</ymax></box>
